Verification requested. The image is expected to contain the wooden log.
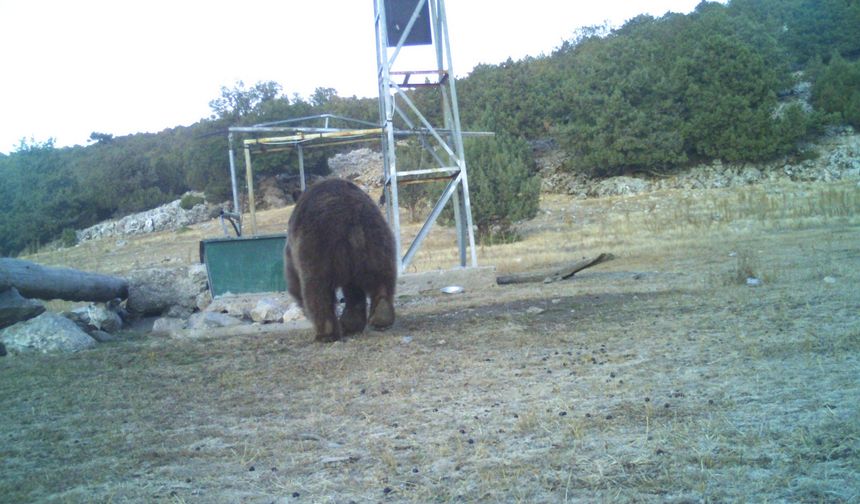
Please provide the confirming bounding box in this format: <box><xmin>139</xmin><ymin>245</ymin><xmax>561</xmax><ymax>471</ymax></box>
<box><xmin>496</xmin><ymin>253</ymin><xmax>615</xmax><ymax>285</ymax></box>
<box><xmin>0</xmin><ymin>258</ymin><xmax>129</xmax><ymax>302</ymax></box>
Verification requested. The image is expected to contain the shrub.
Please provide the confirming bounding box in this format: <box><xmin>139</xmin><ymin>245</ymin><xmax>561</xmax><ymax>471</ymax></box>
<box><xmin>461</xmin><ymin>134</ymin><xmax>540</xmax><ymax>244</ymax></box>
<box><xmin>180</xmin><ymin>193</ymin><xmax>205</xmax><ymax>210</ymax></box>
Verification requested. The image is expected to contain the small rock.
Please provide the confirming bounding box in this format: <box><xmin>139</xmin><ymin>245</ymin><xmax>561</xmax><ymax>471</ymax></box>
<box><xmin>822</xmin><ymin>276</ymin><xmax>837</xmax><ymax>284</ymax></box>
<box><xmin>187</xmin><ymin>312</ymin><xmax>243</xmax><ymax>329</ymax></box>
<box><xmin>526</xmin><ymin>306</ymin><xmax>545</xmax><ymax>315</ymax></box>
<box><xmin>251</xmin><ymin>297</ymin><xmax>289</xmax><ymax>323</ymax></box>
<box><xmin>401</xmin><ymin>336</ymin><xmax>413</xmax><ymax>344</ymax></box>
<box><xmin>746</xmin><ymin>277</ymin><xmax>763</xmax><ymax>287</ymax></box>
<box><xmin>282</xmin><ymin>303</ymin><xmax>305</xmax><ymax>322</ymax></box>
<box><xmin>152</xmin><ymin>317</ymin><xmax>187</xmax><ymax>335</ymax></box>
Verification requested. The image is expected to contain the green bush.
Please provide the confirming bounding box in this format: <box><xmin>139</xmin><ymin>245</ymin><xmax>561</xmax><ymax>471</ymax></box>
<box><xmin>461</xmin><ymin>134</ymin><xmax>540</xmax><ymax>244</ymax></box>
<box><xmin>180</xmin><ymin>193</ymin><xmax>205</xmax><ymax>210</ymax></box>
<box><xmin>61</xmin><ymin>228</ymin><xmax>78</xmax><ymax>248</ymax></box>
<box><xmin>811</xmin><ymin>53</ymin><xmax>860</xmax><ymax>129</ymax></box>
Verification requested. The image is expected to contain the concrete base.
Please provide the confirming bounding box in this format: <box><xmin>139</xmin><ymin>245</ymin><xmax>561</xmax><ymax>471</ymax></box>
<box><xmin>397</xmin><ymin>266</ymin><xmax>497</xmax><ymax>297</ymax></box>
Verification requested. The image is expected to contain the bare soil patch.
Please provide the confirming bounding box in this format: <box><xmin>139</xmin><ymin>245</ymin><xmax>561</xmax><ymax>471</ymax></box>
<box><xmin>2</xmin><ymin>181</ymin><xmax>859</xmax><ymax>502</ymax></box>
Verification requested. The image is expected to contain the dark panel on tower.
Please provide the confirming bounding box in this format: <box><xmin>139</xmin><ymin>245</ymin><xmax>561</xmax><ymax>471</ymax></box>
<box><xmin>385</xmin><ymin>0</ymin><xmax>432</xmax><ymax>47</ymax></box>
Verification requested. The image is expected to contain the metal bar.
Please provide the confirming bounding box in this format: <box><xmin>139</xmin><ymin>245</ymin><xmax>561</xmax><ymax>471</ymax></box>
<box><xmin>438</xmin><ymin>0</ymin><xmax>477</xmax><ymax>267</ymax></box>
<box><xmin>401</xmin><ymin>172</ymin><xmax>462</xmax><ymax>269</ymax></box>
<box><xmin>297</xmin><ymin>145</ymin><xmax>306</xmax><ymax>191</ymax></box>
<box><xmin>391</xmin><ymin>82</ymin><xmax>456</xmax><ymax>160</ymax></box>
<box><xmin>396</xmin><ymin>167</ymin><xmax>458</xmax><ymax>178</ymax></box>
<box><xmin>243</xmin><ymin>146</ymin><xmax>258</xmax><ymax>236</ymax></box>
<box><xmin>227</xmin><ymin>132</ymin><xmax>242</xmax><ymax>236</ymax></box>
<box><xmin>243</xmin><ymin>128</ymin><xmax>382</xmax><ymax>146</ymax></box>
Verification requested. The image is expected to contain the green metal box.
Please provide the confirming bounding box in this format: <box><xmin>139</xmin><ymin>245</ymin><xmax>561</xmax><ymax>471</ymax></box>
<box><xmin>199</xmin><ymin>234</ymin><xmax>288</xmax><ymax>297</ymax></box>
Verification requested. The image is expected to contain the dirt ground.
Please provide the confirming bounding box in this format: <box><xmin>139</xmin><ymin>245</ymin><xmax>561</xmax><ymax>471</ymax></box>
<box><xmin>2</xmin><ymin>181</ymin><xmax>859</xmax><ymax>503</ymax></box>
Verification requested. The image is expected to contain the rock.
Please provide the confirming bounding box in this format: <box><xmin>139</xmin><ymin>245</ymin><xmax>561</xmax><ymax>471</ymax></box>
<box><xmin>282</xmin><ymin>303</ymin><xmax>305</xmax><ymax>322</ymax></box>
<box><xmin>0</xmin><ymin>312</ymin><xmax>97</xmax><ymax>353</ymax></box>
<box><xmin>526</xmin><ymin>306</ymin><xmax>545</xmax><ymax>315</ymax></box>
<box><xmin>589</xmin><ymin>176</ymin><xmax>650</xmax><ymax>197</ymax></box>
<box><xmin>327</xmin><ymin>148</ymin><xmax>384</xmax><ymax>187</ymax></box>
<box><xmin>127</xmin><ymin>266</ymin><xmax>208</xmax><ymax>317</ymax></box>
<box><xmin>68</xmin><ymin>303</ymin><xmax>123</xmax><ymax>333</ymax></box>
<box><xmin>152</xmin><ymin>317</ymin><xmax>187</xmax><ymax>335</ymax></box>
<box><xmin>187</xmin><ymin>312</ymin><xmax>244</xmax><ymax>329</ymax></box>
<box><xmin>0</xmin><ymin>287</ymin><xmax>46</xmax><ymax>330</ymax></box>
<box><xmin>257</xmin><ymin>177</ymin><xmax>289</xmax><ymax>209</ymax></box>
<box><xmin>746</xmin><ymin>277</ymin><xmax>763</xmax><ymax>287</ymax></box>
<box><xmin>251</xmin><ymin>297</ymin><xmax>290</xmax><ymax>323</ymax></box>
<box><xmin>76</xmin><ymin>192</ymin><xmax>213</xmax><ymax>243</ymax></box>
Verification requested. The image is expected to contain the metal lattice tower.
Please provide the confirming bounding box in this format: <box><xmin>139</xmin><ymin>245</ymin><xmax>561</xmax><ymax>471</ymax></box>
<box><xmin>373</xmin><ymin>0</ymin><xmax>477</xmax><ymax>273</ymax></box>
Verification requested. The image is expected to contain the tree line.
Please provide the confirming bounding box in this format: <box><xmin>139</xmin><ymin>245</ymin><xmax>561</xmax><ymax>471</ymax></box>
<box><xmin>1</xmin><ymin>0</ymin><xmax>858</xmax><ymax>255</ymax></box>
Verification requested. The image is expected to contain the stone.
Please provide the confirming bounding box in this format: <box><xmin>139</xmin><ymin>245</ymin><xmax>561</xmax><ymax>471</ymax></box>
<box><xmin>251</xmin><ymin>297</ymin><xmax>289</xmax><ymax>323</ymax></box>
<box><xmin>0</xmin><ymin>312</ymin><xmax>97</xmax><ymax>353</ymax></box>
<box><xmin>76</xmin><ymin>192</ymin><xmax>213</xmax><ymax>243</ymax></box>
<box><xmin>282</xmin><ymin>303</ymin><xmax>305</xmax><ymax>322</ymax></box>
<box><xmin>127</xmin><ymin>265</ymin><xmax>208</xmax><ymax>317</ymax></box>
<box><xmin>69</xmin><ymin>303</ymin><xmax>123</xmax><ymax>333</ymax></box>
<box><xmin>187</xmin><ymin>311</ymin><xmax>244</xmax><ymax>330</ymax></box>
<box><xmin>589</xmin><ymin>176</ymin><xmax>650</xmax><ymax>197</ymax></box>
<box><xmin>0</xmin><ymin>287</ymin><xmax>46</xmax><ymax>330</ymax></box>
<box><xmin>152</xmin><ymin>317</ymin><xmax>187</xmax><ymax>335</ymax></box>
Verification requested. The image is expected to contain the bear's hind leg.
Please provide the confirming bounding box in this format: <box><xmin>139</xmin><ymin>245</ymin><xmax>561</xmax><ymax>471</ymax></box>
<box><xmin>303</xmin><ymin>283</ymin><xmax>341</xmax><ymax>342</ymax></box>
<box><xmin>340</xmin><ymin>284</ymin><xmax>367</xmax><ymax>335</ymax></box>
<box><xmin>368</xmin><ymin>285</ymin><xmax>395</xmax><ymax>330</ymax></box>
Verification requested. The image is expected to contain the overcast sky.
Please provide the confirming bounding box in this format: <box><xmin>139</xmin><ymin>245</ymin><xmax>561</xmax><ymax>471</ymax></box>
<box><xmin>0</xmin><ymin>0</ymin><xmax>712</xmax><ymax>154</ymax></box>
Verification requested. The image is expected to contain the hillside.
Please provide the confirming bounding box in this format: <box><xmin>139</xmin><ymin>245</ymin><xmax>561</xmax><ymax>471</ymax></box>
<box><xmin>2</xmin><ymin>152</ymin><xmax>858</xmax><ymax>501</ymax></box>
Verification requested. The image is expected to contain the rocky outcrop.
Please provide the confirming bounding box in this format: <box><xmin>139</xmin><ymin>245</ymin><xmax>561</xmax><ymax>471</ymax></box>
<box><xmin>328</xmin><ymin>148</ymin><xmax>384</xmax><ymax>188</ymax></box>
<box><xmin>538</xmin><ymin>131</ymin><xmax>860</xmax><ymax>197</ymax></box>
<box><xmin>0</xmin><ymin>312</ymin><xmax>97</xmax><ymax>354</ymax></box>
<box><xmin>76</xmin><ymin>192</ymin><xmax>216</xmax><ymax>243</ymax></box>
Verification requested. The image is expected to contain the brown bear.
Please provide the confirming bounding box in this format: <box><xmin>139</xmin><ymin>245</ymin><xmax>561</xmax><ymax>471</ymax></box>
<box><xmin>284</xmin><ymin>178</ymin><xmax>397</xmax><ymax>342</ymax></box>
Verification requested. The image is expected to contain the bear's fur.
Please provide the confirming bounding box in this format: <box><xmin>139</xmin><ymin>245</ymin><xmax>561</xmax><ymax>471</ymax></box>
<box><xmin>284</xmin><ymin>179</ymin><xmax>397</xmax><ymax>342</ymax></box>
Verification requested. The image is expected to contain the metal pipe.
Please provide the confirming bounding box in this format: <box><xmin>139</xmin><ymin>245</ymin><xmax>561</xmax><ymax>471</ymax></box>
<box><xmin>227</xmin><ymin>132</ymin><xmax>242</xmax><ymax>235</ymax></box>
<box><xmin>297</xmin><ymin>145</ymin><xmax>306</xmax><ymax>191</ymax></box>
<box><xmin>243</xmin><ymin>146</ymin><xmax>258</xmax><ymax>236</ymax></box>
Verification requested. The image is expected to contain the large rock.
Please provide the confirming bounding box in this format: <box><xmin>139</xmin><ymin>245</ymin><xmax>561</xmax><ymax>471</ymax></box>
<box><xmin>66</xmin><ymin>303</ymin><xmax>123</xmax><ymax>333</ymax></box>
<box><xmin>127</xmin><ymin>264</ymin><xmax>208</xmax><ymax>317</ymax></box>
<box><xmin>0</xmin><ymin>287</ymin><xmax>45</xmax><ymax>329</ymax></box>
<box><xmin>0</xmin><ymin>312</ymin><xmax>97</xmax><ymax>353</ymax></box>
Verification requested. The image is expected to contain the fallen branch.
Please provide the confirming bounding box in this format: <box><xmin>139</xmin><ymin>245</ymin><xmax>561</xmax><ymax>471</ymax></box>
<box><xmin>496</xmin><ymin>253</ymin><xmax>615</xmax><ymax>285</ymax></box>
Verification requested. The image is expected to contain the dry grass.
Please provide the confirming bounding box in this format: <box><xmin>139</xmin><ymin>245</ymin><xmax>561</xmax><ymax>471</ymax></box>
<box><xmin>2</xmin><ymin>179</ymin><xmax>859</xmax><ymax>503</ymax></box>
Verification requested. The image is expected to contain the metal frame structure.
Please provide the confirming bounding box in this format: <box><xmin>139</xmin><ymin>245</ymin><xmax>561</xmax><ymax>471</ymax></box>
<box><xmin>374</xmin><ymin>0</ymin><xmax>478</xmax><ymax>273</ymax></box>
<box><xmin>223</xmin><ymin>0</ymin><xmax>483</xmax><ymax>274</ymax></box>
<box><xmin>226</xmin><ymin>114</ymin><xmax>381</xmax><ymax>236</ymax></box>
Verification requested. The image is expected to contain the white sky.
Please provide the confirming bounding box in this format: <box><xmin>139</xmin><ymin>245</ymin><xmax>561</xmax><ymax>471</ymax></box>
<box><xmin>0</xmin><ymin>0</ymin><xmax>710</xmax><ymax>154</ymax></box>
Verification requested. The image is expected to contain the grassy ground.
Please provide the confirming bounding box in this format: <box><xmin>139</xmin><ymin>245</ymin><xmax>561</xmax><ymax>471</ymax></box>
<box><xmin>2</xmin><ymin>180</ymin><xmax>859</xmax><ymax>503</ymax></box>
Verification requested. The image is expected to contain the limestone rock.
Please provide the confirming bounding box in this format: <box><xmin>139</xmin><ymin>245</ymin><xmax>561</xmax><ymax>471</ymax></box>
<box><xmin>187</xmin><ymin>312</ymin><xmax>244</xmax><ymax>329</ymax></box>
<box><xmin>152</xmin><ymin>317</ymin><xmax>187</xmax><ymax>335</ymax></box>
<box><xmin>251</xmin><ymin>297</ymin><xmax>290</xmax><ymax>323</ymax></box>
<box><xmin>127</xmin><ymin>266</ymin><xmax>208</xmax><ymax>317</ymax></box>
<box><xmin>0</xmin><ymin>312</ymin><xmax>97</xmax><ymax>353</ymax></box>
<box><xmin>0</xmin><ymin>287</ymin><xmax>45</xmax><ymax>330</ymax></box>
